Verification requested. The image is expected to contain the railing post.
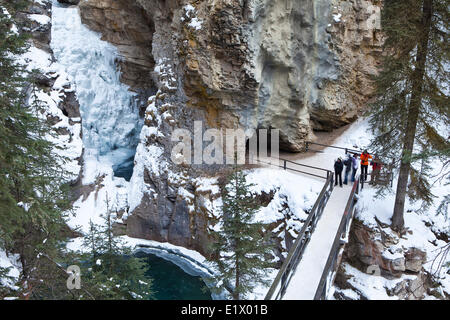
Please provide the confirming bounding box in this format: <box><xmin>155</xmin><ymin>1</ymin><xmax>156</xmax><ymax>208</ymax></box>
<box><xmin>283</xmin><ymin>160</ymin><xmax>287</xmax><ymax>170</ymax></box>
<box><xmin>330</xmin><ymin>172</ymin><xmax>334</xmax><ymax>192</ymax></box>
<box><xmin>356</xmin><ymin>177</ymin><xmax>360</xmax><ymax>194</ymax></box>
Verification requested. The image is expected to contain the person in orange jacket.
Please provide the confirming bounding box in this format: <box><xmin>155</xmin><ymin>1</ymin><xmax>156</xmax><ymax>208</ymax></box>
<box><xmin>360</xmin><ymin>150</ymin><xmax>372</xmax><ymax>182</ymax></box>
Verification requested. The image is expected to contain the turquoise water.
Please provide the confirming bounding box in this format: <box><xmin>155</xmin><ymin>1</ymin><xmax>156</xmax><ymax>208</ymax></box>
<box><xmin>135</xmin><ymin>251</ymin><xmax>212</xmax><ymax>300</ymax></box>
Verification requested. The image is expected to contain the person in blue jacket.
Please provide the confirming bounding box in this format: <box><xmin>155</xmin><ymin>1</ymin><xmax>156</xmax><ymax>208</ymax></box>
<box><xmin>351</xmin><ymin>153</ymin><xmax>358</xmax><ymax>182</ymax></box>
<box><xmin>343</xmin><ymin>154</ymin><xmax>352</xmax><ymax>185</ymax></box>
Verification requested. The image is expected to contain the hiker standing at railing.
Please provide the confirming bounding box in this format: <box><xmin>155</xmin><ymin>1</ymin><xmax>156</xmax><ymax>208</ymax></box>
<box><xmin>370</xmin><ymin>156</ymin><xmax>382</xmax><ymax>185</ymax></box>
<box><xmin>334</xmin><ymin>157</ymin><xmax>343</xmax><ymax>187</ymax></box>
<box><xmin>351</xmin><ymin>153</ymin><xmax>358</xmax><ymax>182</ymax></box>
<box><xmin>360</xmin><ymin>150</ymin><xmax>372</xmax><ymax>182</ymax></box>
<box><xmin>343</xmin><ymin>154</ymin><xmax>352</xmax><ymax>185</ymax></box>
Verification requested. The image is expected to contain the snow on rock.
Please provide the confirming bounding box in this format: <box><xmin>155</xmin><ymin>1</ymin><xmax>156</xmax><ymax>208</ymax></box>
<box><xmin>188</xmin><ymin>17</ymin><xmax>203</xmax><ymax>30</ymax></box>
<box><xmin>127</xmin><ymin>93</ymin><xmax>169</xmax><ymax>214</ymax></box>
<box><xmin>341</xmin><ymin>263</ymin><xmax>417</xmax><ymax>300</ymax></box>
<box><xmin>193</xmin><ymin>177</ymin><xmax>222</xmax><ymax>224</ymax></box>
<box><xmin>246</xmin><ymin>168</ymin><xmax>322</xmax><ymax>225</ymax></box>
<box><xmin>196</xmin><ymin>167</ymin><xmax>323</xmax><ymax>243</ymax></box>
<box><xmin>154</xmin><ymin>58</ymin><xmax>178</xmax><ymax>92</ymax></box>
<box><xmin>332</xmin><ymin>13</ymin><xmax>342</xmax><ymax>23</ymax></box>
<box><xmin>13</xmin><ymin>7</ymin><xmax>83</xmax><ymax>183</ymax></box>
<box><xmin>354</xmin><ymin>187</ymin><xmax>450</xmax><ymax>297</ymax></box>
<box><xmin>69</xmin><ymin>173</ymin><xmax>129</xmax><ymax>233</ymax></box>
<box><xmin>127</xmin><ymin>57</ymin><xmax>179</xmax><ymax>214</ymax></box>
<box><xmin>20</xmin><ymin>46</ymin><xmax>53</xmax><ymax>73</ymax></box>
<box><xmin>181</xmin><ymin>4</ymin><xmax>203</xmax><ymax>31</ymax></box>
<box><xmin>28</xmin><ymin>13</ymin><xmax>51</xmax><ymax>25</ymax></box>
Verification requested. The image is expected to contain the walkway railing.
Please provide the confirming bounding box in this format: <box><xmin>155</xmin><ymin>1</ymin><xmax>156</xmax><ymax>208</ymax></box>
<box><xmin>264</xmin><ymin>172</ymin><xmax>334</xmax><ymax>300</ymax></box>
<box><xmin>314</xmin><ymin>175</ymin><xmax>361</xmax><ymax>300</ymax></box>
<box><xmin>254</xmin><ymin>157</ymin><xmax>332</xmax><ymax>180</ymax></box>
<box><xmin>259</xmin><ymin>144</ymin><xmax>394</xmax><ymax>300</ymax></box>
<box><xmin>305</xmin><ymin>141</ymin><xmax>363</xmax><ymax>155</ymax></box>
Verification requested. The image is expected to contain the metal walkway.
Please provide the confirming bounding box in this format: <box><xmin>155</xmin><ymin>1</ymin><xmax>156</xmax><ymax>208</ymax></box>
<box><xmin>282</xmin><ymin>181</ymin><xmax>354</xmax><ymax>299</ymax></box>
<box><xmin>258</xmin><ymin>142</ymin><xmax>370</xmax><ymax>300</ymax></box>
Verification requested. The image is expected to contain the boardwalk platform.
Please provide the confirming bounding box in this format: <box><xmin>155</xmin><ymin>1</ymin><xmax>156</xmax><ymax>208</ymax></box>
<box><xmin>282</xmin><ymin>183</ymin><xmax>352</xmax><ymax>299</ymax></box>
<box><xmin>258</xmin><ymin>144</ymin><xmax>364</xmax><ymax>300</ymax></box>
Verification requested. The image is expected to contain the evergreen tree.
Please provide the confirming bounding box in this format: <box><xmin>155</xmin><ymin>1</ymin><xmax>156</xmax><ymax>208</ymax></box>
<box><xmin>75</xmin><ymin>195</ymin><xmax>154</xmax><ymax>300</ymax></box>
<box><xmin>367</xmin><ymin>0</ymin><xmax>449</xmax><ymax>230</ymax></box>
<box><xmin>211</xmin><ymin>168</ymin><xmax>273</xmax><ymax>300</ymax></box>
<box><xmin>0</xmin><ymin>0</ymin><xmax>74</xmax><ymax>298</ymax></box>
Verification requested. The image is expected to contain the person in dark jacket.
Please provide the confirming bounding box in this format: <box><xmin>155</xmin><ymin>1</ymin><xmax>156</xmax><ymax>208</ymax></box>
<box><xmin>343</xmin><ymin>154</ymin><xmax>352</xmax><ymax>185</ymax></box>
<box><xmin>351</xmin><ymin>153</ymin><xmax>358</xmax><ymax>182</ymax></box>
<box><xmin>334</xmin><ymin>157</ymin><xmax>343</xmax><ymax>187</ymax></box>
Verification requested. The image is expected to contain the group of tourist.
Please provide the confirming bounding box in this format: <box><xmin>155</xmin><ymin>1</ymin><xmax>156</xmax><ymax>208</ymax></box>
<box><xmin>333</xmin><ymin>150</ymin><xmax>382</xmax><ymax>187</ymax></box>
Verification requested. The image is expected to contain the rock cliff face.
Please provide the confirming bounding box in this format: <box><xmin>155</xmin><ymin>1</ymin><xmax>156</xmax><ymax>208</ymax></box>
<box><xmin>62</xmin><ymin>0</ymin><xmax>383</xmax><ymax>255</ymax></box>
<box><xmin>77</xmin><ymin>0</ymin><xmax>383</xmax><ymax>149</ymax></box>
<box><xmin>311</xmin><ymin>0</ymin><xmax>383</xmax><ymax>130</ymax></box>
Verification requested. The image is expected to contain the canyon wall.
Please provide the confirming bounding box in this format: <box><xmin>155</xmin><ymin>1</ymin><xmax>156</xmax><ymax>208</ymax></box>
<box><xmin>64</xmin><ymin>0</ymin><xmax>383</xmax><ymax>255</ymax></box>
<box><xmin>77</xmin><ymin>0</ymin><xmax>383</xmax><ymax>149</ymax></box>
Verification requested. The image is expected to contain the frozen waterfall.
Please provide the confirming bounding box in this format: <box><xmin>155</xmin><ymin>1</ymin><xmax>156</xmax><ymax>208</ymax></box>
<box><xmin>51</xmin><ymin>0</ymin><xmax>143</xmax><ymax>182</ymax></box>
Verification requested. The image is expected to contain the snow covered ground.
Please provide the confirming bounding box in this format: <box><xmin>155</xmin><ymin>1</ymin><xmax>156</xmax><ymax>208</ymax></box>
<box><xmin>332</xmin><ymin>263</ymin><xmax>418</xmax><ymax>300</ymax></box>
<box><xmin>347</xmin><ymin>184</ymin><xmax>450</xmax><ymax>299</ymax></box>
